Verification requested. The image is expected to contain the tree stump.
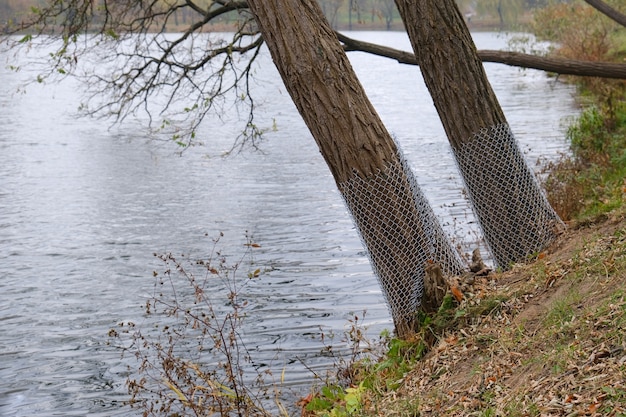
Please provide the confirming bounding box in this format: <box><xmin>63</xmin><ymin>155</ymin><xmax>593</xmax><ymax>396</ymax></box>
<box><xmin>422</xmin><ymin>261</ymin><xmax>449</xmax><ymax>313</ymax></box>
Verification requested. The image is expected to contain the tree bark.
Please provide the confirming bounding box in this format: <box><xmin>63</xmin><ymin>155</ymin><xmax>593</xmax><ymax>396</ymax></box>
<box><xmin>395</xmin><ymin>0</ymin><xmax>504</xmax><ymax>150</ymax></box>
<box><xmin>478</xmin><ymin>50</ymin><xmax>626</xmax><ymax>79</ymax></box>
<box><xmin>247</xmin><ymin>0</ymin><xmax>464</xmax><ymax>337</ymax></box>
<box><xmin>395</xmin><ymin>0</ymin><xmax>565</xmax><ymax>268</ymax></box>
<box><xmin>337</xmin><ymin>32</ymin><xmax>626</xmax><ymax>79</ymax></box>
<box><xmin>247</xmin><ymin>1</ymin><xmax>395</xmax><ymax>183</ymax></box>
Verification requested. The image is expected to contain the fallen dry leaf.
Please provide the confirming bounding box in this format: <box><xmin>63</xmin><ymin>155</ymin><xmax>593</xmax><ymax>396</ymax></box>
<box><xmin>451</xmin><ymin>286</ymin><xmax>464</xmax><ymax>302</ymax></box>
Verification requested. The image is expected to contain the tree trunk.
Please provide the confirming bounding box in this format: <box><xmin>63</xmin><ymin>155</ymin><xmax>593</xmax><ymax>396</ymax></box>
<box><xmin>395</xmin><ymin>0</ymin><xmax>565</xmax><ymax>268</ymax></box>
<box><xmin>395</xmin><ymin>0</ymin><xmax>504</xmax><ymax>148</ymax></box>
<box><xmin>247</xmin><ymin>0</ymin><xmax>464</xmax><ymax>337</ymax></box>
<box><xmin>247</xmin><ymin>1</ymin><xmax>393</xmax><ymax>182</ymax></box>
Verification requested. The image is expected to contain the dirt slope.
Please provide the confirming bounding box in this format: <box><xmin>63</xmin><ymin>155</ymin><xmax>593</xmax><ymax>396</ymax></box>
<box><xmin>376</xmin><ymin>210</ymin><xmax>626</xmax><ymax>416</ymax></box>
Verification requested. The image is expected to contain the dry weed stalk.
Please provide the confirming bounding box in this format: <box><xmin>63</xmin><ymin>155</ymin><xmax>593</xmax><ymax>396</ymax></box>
<box><xmin>111</xmin><ymin>233</ymin><xmax>287</xmax><ymax>417</ymax></box>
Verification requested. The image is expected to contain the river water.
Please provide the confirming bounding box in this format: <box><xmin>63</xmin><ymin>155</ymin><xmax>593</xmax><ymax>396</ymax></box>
<box><xmin>0</xmin><ymin>31</ymin><xmax>577</xmax><ymax>416</ymax></box>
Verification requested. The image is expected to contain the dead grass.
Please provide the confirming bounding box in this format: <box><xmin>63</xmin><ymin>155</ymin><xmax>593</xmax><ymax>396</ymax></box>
<box><xmin>367</xmin><ymin>208</ymin><xmax>626</xmax><ymax>416</ymax></box>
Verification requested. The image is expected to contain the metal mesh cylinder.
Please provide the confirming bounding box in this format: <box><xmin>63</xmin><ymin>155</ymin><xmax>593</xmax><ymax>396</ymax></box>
<box><xmin>454</xmin><ymin>123</ymin><xmax>565</xmax><ymax>268</ymax></box>
<box><xmin>338</xmin><ymin>148</ymin><xmax>464</xmax><ymax>332</ymax></box>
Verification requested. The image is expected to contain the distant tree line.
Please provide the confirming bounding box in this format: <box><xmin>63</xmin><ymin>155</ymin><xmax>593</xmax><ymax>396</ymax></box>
<box><xmin>1</xmin><ymin>0</ymin><xmax>27</xmax><ymax>25</ymax></box>
<box><xmin>317</xmin><ymin>0</ymin><xmax>579</xmax><ymax>30</ymax></box>
<box><xmin>1</xmin><ymin>0</ymin><xmax>592</xmax><ymax>32</ymax></box>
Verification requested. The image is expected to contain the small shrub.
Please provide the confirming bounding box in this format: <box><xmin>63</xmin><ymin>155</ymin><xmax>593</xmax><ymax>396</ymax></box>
<box><xmin>569</xmin><ymin>106</ymin><xmax>611</xmax><ymax>157</ymax></box>
<box><xmin>532</xmin><ymin>2</ymin><xmax>626</xmax><ymax>102</ymax></box>
<box><xmin>111</xmin><ymin>233</ymin><xmax>287</xmax><ymax>417</ymax></box>
<box><xmin>543</xmin><ymin>100</ymin><xmax>626</xmax><ymax>221</ymax></box>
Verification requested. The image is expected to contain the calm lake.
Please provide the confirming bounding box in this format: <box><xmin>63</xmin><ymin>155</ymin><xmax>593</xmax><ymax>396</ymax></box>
<box><xmin>0</xmin><ymin>31</ymin><xmax>578</xmax><ymax>416</ymax></box>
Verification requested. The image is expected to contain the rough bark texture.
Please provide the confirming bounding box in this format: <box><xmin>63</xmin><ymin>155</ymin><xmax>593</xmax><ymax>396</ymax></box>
<box><xmin>423</xmin><ymin>262</ymin><xmax>448</xmax><ymax>314</ymax></box>
<box><xmin>247</xmin><ymin>1</ymin><xmax>395</xmax><ymax>183</ymax></box>
<box><xmin>394</xmin><ymin>0</ymin><xmax>505</xmax><ymax>150</ymax></box>
<box><xmin>478</xmin><ymin>50</ymin><xmax>626</xmax><ymax>79</ymax></box>
<box><xmin>395</xmin><ymin>0</ymin><xmax>564</xmax><ymax>269</ymax></box>
<box><xmin>247</xmin><ymin>0</ymin><xmax>464</xmax><ymax>338</ymax></box>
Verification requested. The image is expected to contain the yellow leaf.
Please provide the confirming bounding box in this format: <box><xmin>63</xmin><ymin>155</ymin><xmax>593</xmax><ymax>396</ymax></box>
<box><xmin>163</xmin><ymin>379</ymin><xmax>189</xmax><ymax>405</ymax></box>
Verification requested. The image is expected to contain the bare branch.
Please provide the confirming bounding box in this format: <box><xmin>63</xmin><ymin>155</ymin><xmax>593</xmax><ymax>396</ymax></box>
<box><xmin>5</xmin><ymin>0</ymin><xmax>623</xmax><ymax>152</ymax></box>
<box><xmin>336</xmin><ymin>31</ymin><xmax>417</xmax><ymax>65</ymax></box>
<box><xmin>1</xmin><ymin>0</ymin><xmax>264</xmax><ymax>148</ymax></box>
<box><xmin>478</xmin><ymin>50</ymin><xmax>626</xmax><ymax>79</ymax></box>
<box><xmin>337</xmin><ymin>31</ymin><xmax>626</xmax><ymax>79</ymax></box>
<box><xmin>185</xmin><ymin>0</ymin><xmax>207</xmax><ymax>16</ymax></box>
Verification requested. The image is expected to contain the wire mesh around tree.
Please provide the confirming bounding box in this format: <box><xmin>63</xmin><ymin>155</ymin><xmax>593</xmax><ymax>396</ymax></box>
<box><xmin>454</xmin><ymin>123</ymin><xmax>565</xmax><ymax>269</ymax></box>
<box><xmin>338</xmin><ymin>147</ymin><xmax>464</xmax><ymax>334</ymax></box>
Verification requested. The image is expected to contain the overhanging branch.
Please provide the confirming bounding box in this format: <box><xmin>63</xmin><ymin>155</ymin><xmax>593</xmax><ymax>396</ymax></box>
<box><xmin>336</xmin><ymin>31</ymin><xmax>626</xmax><ymax>80</ymax></box>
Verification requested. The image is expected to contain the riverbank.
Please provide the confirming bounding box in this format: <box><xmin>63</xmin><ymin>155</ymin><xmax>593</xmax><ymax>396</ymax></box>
<box><xmin>371</xmin><ymin>208</ymin><xmax>626</xmax><ymax>416</ymax></box>
<box><xmin>298</xmin><ymin>204</ymin><xmax>626</xmax><ymax>416</ymax></box>
<box><xmin>300</xmin><ymin>74</ymin><xmax>626</xmax><ymax>417</ymax></box>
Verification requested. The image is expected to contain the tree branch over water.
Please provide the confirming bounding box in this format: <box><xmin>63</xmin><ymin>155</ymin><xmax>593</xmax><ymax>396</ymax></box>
<box><xmin>3</xmin><ymin>0</ymin><xmax>625</xmax><ymax>151</ymax></box>
<box><xmin>2</xmin><ymin>0</ymin><xmax>264</xmax><ymax>150</ymax></box>
<box><xmin>336</xmin><ymin>31</ymin><xmax>626</xmax><ymax>80</ymax></box>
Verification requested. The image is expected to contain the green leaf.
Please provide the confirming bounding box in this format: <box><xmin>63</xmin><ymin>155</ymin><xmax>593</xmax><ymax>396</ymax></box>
<box><xmin>19</xmin><ymin>34</ymin><xmax>32</xmax><ymax>44</ymax></box>
<box><xmin>344</xmin><ymin>391</ymin><xmax>361</xmax><ymax>413</ymax></box>
<box><xmin>321</xmin><ymin>385</ymin><xmax>343</xmax><ymax>401</ymax></box>
<box><xmin>344</xmin><ymin>382</ymin><xmax>365</xmax><ymax>413</ymax></box>
<box><xmin>374</xmin><ymin>358</ymin><xmax>394</xmax><ymax>372</ymax></box>
<box><xmin>104</xmin><ymin>29</ymin><xmax>119</xmax><ymax>40</ymax></box>
<box><xmin>184</xmin><ymin>103</ymin><xmax>198</xmax><ymax>112</ymax></box>
<box><xmin>305</xmin><ymin>397</ymin><xmax>332</xmax><ymax>412</ymax></box>
<box><xmin>454</xmin><ymin>309</ymin><xmax>467</xmax><ymax>319</ymax></box>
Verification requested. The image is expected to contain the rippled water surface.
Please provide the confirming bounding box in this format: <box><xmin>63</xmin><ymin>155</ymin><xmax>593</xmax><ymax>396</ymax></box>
<box><xmin>0</xmin><ymin>31</ymin><xmax>578</xmax><ymax>416</ymax></box>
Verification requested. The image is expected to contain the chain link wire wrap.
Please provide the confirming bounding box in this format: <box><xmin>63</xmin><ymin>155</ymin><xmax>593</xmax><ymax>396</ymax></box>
<box><xmin>338</xmin><ymin>148</ymin><xmax>464</xmax><ymax>333</ymax></box>
<box><xmin>455</xmin><ymin>123</ymin><xmax>565</xmax><ymax>268</ymax></box>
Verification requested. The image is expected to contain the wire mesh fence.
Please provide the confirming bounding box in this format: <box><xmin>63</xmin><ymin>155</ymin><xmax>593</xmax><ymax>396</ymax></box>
<box><xmin>454</xmin><ymin>123</ymin><xmax>565</xmax><ymax>268</ymax></box>
<box><xmin>338</xmin><ymin>147</ymin><xmax>464</xmax><ymax>334</ymax></box>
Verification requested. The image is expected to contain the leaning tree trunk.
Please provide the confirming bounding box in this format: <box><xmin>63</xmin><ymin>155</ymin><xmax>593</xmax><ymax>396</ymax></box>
<box><xmin>247</xmin><ymin>0</ymin><xmax>464</xmax><ymax>337</ymax></box>
<box><xmin>395</xmin><ymin>0</ymin><xmax>565</xmax><ymax>268</ymax></box>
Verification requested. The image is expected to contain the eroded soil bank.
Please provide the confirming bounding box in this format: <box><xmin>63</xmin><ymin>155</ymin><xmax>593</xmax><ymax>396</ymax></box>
<box><xmin>373</xmin><ymin>209</ymin><xmax>626</xmax><ymax>416</ymax></box>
